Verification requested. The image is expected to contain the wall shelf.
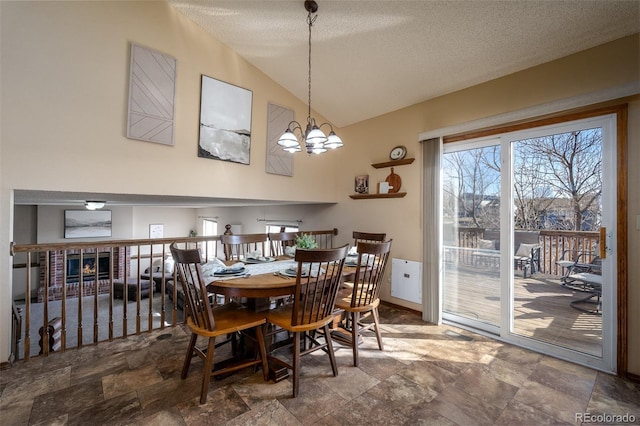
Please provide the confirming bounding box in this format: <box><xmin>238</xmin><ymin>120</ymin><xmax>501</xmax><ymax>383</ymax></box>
<box><xmin>371</xmin><ymin>158</ymin><xmax>415</xmax><ymax>169</ymax></box>
<box><xmin>349</xmin><ymin>192</ymin><xmax>407</xmax><ymax>200</ymax></box>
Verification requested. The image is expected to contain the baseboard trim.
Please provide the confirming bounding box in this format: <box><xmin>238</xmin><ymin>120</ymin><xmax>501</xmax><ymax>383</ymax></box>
<box><xmin>627</xmin><ymin>372</ymin><xmax>640</xmax><ymax>384</ymax></box>
<box><xmin>380</xmin><ymin>300</ymin><xmax>422</xmax><ymax>317</ymax></box>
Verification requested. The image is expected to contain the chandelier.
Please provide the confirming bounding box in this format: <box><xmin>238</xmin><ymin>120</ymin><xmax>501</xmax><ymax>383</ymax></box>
<box><xmin>277</xmin><ymin>0</ymin><xmax>343</xmax><ymax>155</ymax></box>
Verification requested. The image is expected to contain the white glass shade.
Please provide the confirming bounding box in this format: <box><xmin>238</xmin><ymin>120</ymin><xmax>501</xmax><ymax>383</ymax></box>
<box><xmin>277</xmin><ymin>130</ymin><xmax>300</xmax><ymax>148</ymax></box>
<box><xmin>310</xmin><ymin>146</ymin><xmax>328</xmax><ymax>154</ymax></box>
<box><xmin>324</xmin><ymin>132</ymin><xmax>343</xmax><ymax>149</ymax></box>
<box><xmin>284</xmin><ymin>144</ymin><xmax>301</xmax><ymax>153</ymax></box>
<box><xmin>305</xmin><ymin>127</ymin><xmax>328</xmax><ymax>145</ymax></box>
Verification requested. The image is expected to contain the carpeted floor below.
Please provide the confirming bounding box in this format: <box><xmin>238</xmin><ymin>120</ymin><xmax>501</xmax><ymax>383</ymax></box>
<box><xmin>15</xmin><ymin>292</ymin><xmax>182</xmax><ymax>358</ymax></box>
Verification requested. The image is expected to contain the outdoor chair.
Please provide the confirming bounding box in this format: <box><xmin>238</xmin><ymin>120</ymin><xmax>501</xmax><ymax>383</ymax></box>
<box><xmin>513</xmin><ymin>243</ymin><xmax>541</xmax><ymax>278</ymax></box>
<box><xmin>557</xmin><ymin>249</ymin><xmax>602</xmax><ymax>289</ymax></box>
<box><xmin>555</xmin><ymin>248</ymin><xmax>603</xmax><ymax>314</ymax></box>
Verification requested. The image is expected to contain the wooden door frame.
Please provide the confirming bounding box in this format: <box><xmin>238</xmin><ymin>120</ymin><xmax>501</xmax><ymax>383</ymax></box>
<box><xmin>443</xmin><ymin>102</ymin><xmax>629</xmax><ymax>377</ymax></box>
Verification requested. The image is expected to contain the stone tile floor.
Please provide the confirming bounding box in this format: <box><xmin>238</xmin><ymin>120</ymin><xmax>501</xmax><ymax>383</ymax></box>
<box><xmin>1</xmin><ymin>305</ymin><xmax>639</xmax><ymax>425</ymax></box>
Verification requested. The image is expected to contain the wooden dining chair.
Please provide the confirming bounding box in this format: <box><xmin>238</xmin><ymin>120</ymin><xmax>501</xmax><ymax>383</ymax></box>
<box><xmin>265</xmin><ymin>244</ymin><xmax>349</xmax><ymax>397</ymax></box>
<box><xmin>169</xmin><ymin>243</ymin><xmax>269</xmax><ymax>404</ymax></box>
<box><xmin>268</xmin><ymin>231</ymin><xmax>298</xmax><ymax>257</ymax></box>
<box><xmin>334</xmin><ymin>240</ymin><xmax>392</xmax><ymax>367</ymax></box>
<box><xmin>352</xmin><ymin>231</ymin><xmax>387</xmax><ymax>246</ymax></box>
<box><xmin>221</xmin><ymin>233</ymin><xmax>269</xmax><ymax>261</ymax></box>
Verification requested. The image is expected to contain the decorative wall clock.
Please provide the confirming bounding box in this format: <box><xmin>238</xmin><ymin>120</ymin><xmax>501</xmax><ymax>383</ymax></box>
<box><xmin>389</xmin><ymin>145</ymin><xmax>407</xmax><ymax>160</ymax></box>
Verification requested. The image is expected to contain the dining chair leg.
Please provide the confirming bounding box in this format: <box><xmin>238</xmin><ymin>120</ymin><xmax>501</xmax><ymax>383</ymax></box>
<box><xmin>255</xmin><ymin>324</ymin><xmax>269</xmax><ymax>381</ymax></box>
<box><xmin>324</xmin><ymin>324</ymin><xmax>339</xmax><ymax>376</ymax></box>
<box><xmin>181</xmin><ymin>333</ymin><xmax>198</xmax><ymax>379</ymax></box>
<box><xmin>372</xmin><ymin>308</ymin><xmax>384</xmax><ymax>351</ymax></box>
<box><xmin>303</xmin><ymin>331</ymin><xmax>311</xmax><ymax>351</ymax></box>
<box><xmin>351</xmin><ymin>312</ymin><xmax>360</xmax><ymax>367</ymax></box>
<box><xmin>199</xmin><ymin>337</ymin><xmax>216</xmax><ymax>404</ymax></box>
<box><xmin>292</xmin><ymin>332</ymin><xmax>301</xmax><ymax>398</ymax></box>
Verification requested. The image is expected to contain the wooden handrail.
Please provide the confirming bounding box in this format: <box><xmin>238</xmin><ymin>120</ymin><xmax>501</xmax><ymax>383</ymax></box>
<box><xmin>10</xmin><ymin>236</ymin><xmax>219</xmax><ymax>254</ymax></box>
<box><xmin>8</xmin><ymin>229</ymin><xmax>339</xmax><ymax>362</ymax></box>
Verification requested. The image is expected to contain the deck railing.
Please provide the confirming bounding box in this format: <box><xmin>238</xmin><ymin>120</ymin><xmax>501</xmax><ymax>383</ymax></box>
<box><xmin>538</xmin><ymin>230</ymin><xmax>600</xmax><ymax>275</ymax></box>
<box><xmin>450</xmin><ymin>227</ymin><xmax>600</xmax><ymax>275</ymax></box>
<box><xmin>9</xmin><ymin>228</ymin><xmax>339</xmax><ymax>363</ymax></box>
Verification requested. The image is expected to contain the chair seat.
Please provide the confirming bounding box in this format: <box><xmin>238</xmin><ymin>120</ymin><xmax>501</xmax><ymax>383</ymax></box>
<box><xmin>266</xmin><ymin>305</ymin><xmax>334</xmax><ymax>333</ymax></box>
<box><xmin>187</xmin><ymin>302</ymin><xmax>266</xmax><ymax>337</ymax></box>
<box><xmin>556</xmin><ymin>260</ymin><xmax>575</xmax><ymax>268</ymax></box>
<box><xmin>335</xmin><ymin>296</ymin><xmax>380</xmax><ymax>313</ymax></box>
<box><xmin>568</xmin><ymin>272</ymin><xmax>602</xmax><ymax>287</ymax></box>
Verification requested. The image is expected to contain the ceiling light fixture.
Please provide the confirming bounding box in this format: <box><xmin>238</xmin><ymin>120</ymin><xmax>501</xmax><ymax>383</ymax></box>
<box><xmin>85</xmin><ymin>201</ymin><xmax>106</xmax><ymax>210</ymax></box>
<box><xmin>277</xmin><ymin>0</ymin><xmax>343</xmax><ymax>155</ymax></box>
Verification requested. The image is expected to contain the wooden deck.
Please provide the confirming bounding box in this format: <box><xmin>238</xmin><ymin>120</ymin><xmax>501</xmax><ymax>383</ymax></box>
<box><xmin>443</xmin><ymin>264</ymin><xmax>602</xmax><ymax>357</ymax></box>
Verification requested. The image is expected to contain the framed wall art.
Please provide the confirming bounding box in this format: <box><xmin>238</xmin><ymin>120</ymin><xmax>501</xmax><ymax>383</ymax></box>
<box><xmin>266</xmin><ymin>102</ymin><xmax>294</xmax><ymax>176</ymax></box>
<box><xmin>127</xmin><ymin>43</ymin><xmax>177</xmax><ymax>146</ymax></box>
<box><xmin>354</xmin><ymin>175</ymin><xmax>369</xmax><ymax>194</ymax></box>
<box><xmin>149</xmin><ymin>224</ymin><xmax>164</xmax><ymax>239</ymax></box>
<box><xmin>64</xmin><ymin>210</ymin><xmax>112</xmax><ymax>239</ymax></box>
<box><xmin>198</xmin><ymin>75</ymin><xmax>253</xmax><ymax>165</ymax></box>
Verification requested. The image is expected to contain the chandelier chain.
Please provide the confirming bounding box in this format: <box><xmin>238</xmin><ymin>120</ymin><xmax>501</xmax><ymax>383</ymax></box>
<box><xmin>307</xmin><ymin>8</ymin><xmax>315</xmax><ymax>121</ymax></box>
<box><xmin>275</xmin><ymin>0</ymin><xmax>343</xmax><ymax>154</ymax></box>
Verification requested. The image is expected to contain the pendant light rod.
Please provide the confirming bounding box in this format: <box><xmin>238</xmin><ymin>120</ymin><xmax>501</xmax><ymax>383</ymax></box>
<box><xmin>306</xmin><ymin>0</ymin><xmax>316</xmax><ymax>122</ymax></box>
<box><xmin>276</xmin><ymin>0</ymin><xmax>343</xmax><ymax>155</ymax></box>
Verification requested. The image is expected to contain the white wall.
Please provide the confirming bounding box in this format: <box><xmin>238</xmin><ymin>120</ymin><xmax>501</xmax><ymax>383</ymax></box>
<box><xmin>131</xmin><ymin>207</ymin><xmax>196</xmax><ymax>240</ymax></box>
<box><xmin>10</xmin><ymin>206</ymin><xmax>37</xmax><ymax>300</ymax></box>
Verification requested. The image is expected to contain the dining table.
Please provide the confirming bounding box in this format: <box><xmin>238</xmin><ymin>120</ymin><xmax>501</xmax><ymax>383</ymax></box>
<box><xmin>204</xmin><ymin>255</ymin><xmax>361</xmax><ymax>381</ymax></box>
<box><xmin>206</xmin><ymin>255</ymin><xmax>361</xmax><ymax>308</ymax></box>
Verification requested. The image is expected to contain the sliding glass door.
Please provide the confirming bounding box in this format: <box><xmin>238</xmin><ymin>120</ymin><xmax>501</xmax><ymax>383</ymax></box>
<box><xmin>441</xmin><ymin>114</ymin><xmax>617</xmax><ymax>372</ymax></box>
<box><xmin>442</xmin><ymin>140</ymin><xmax>502</xmax><ymax>333</ymax></box>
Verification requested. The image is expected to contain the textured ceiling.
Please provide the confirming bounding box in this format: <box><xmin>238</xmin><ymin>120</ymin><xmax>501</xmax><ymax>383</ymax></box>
<box><xmin>168</xmin><ymin>0</ymin><xmax>640</xmax><ymax>128</ymax></box>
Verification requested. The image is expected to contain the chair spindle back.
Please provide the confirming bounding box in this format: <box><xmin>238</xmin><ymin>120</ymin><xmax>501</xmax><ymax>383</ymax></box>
<box><xmin>291</xmin><ymin>245</ymin><xmax>349</xmax><ymax>327</ymax></box>
<box><xmin>268</xmin><ymin>232</ymin><xmax>298</xmax><ymax>257</ymax></box>
<box><xmin>349</xmin><ymin>240</ymin><xmax>392</xmax><ymax>308</ymax></box>
<box><xmin>352</xmin><ymin>231</ymin><xmax>387</xmax><ymax>247</ymax></box>
<box><xmin>170</xmin><ymin>243</ymin><xmax>215</xmax><ymax>331</ymax></box>
<box><xmin>221</xmin><ymin>233</ymin><xmax>268</xmax><ymax>261</ymax></box>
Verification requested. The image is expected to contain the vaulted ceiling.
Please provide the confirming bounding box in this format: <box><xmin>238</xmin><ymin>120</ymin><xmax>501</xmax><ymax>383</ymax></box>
<box><xmin>14</xmin><ymin>0</ymin><xmax>639</xmax><ymax>208</ymax></box>
<box><xmin>168</xmin><ymin>0</ymin><xmax>640</xmax><ymax>127</ymax></box>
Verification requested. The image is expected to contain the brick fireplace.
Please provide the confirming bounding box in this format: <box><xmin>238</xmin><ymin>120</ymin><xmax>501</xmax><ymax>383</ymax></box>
<box><xmin>38</xmin><ymin>247</ymin><xmax>130</xmax><ymax>302</ymax></box>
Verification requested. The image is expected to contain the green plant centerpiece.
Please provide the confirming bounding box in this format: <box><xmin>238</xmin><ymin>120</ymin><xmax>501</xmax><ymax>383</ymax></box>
<box><xmin>295</xmin><ymin>233</ymin><xmax>318</xmax><ymax>249</ymax></box>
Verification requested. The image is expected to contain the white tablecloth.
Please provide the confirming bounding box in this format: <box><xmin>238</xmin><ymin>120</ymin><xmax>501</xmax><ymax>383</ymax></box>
<box><xmin>207</xmin><ymin>259</ymin><xmax>296</xmax><ymax>282</ymax></box>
